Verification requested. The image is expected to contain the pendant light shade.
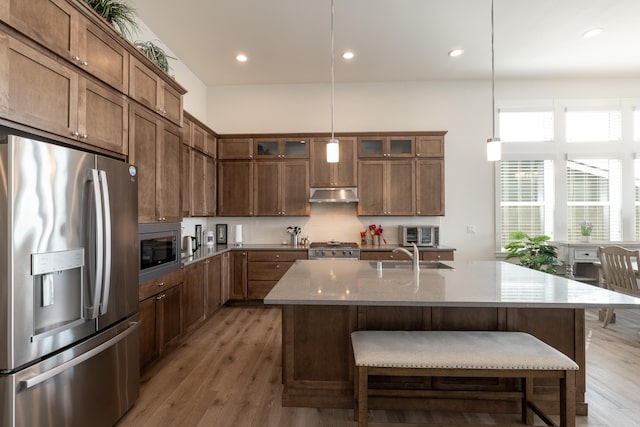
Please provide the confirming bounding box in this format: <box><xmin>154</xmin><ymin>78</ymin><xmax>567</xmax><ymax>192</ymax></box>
<box><xmin>327</xmin><ymin>0</ymin><xmax>339</xmax><ymax>163</ymax></box>
<box><xmin>486</xmin><ymin>0</ymin><xmax>501</xmax><ymax>161</ymax></box>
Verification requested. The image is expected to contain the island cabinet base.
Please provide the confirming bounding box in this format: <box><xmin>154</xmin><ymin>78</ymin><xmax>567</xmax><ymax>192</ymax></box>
<box><xmin>281</xmin><ymin>305</ymin><xmax>587</xmax><ymax>416</ymax></box>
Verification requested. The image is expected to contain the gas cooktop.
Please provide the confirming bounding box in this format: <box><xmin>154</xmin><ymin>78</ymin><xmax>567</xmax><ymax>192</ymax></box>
<box><xmin>308</xmin><ymin>241</ymin><xmax>360</xmax><ymax>259</ymax></box>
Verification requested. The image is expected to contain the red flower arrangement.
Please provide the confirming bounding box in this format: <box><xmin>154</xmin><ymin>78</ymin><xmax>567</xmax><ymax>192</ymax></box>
<box><xmin>368</xmin><ymin>224</ymin><xmax>387</xmax><ymax>244</ymax></box>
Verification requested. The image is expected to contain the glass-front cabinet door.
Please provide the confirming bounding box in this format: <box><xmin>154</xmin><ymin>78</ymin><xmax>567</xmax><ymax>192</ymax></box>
<box><xmin>358</xmin><ymin>136</ymin><xmax>415</xmax><ymax>157</ymax></box>
<box><xmin>254</xmin><ymin>138</ymin><xmax>308</xmax><ymax>158</ymax></box>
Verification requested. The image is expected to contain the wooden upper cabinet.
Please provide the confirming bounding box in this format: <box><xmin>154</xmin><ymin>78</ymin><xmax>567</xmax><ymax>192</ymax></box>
<box><xmin>191</xmin><ymin>150</ymin><xmax>206</xmax><ymax>216</ymax></box>
<box><xmin>129</xmin><ymin>105</ymin><xmax>182</xmax><ymax>223</ymax></box>
<box><xmin>310</xmin><ymin>137</ymin><xmax>357</xmax><ymax>187</ymax></box>
<box><xmin>358</xmin><ymin>160</ymin><xmax>415</xmax><ymax>216</ymax></box>
<box><xmin>254</xmin><ymin>160</ymin><xmax>309</xmax><ymax>216</ymax></box>
<box><xmin>0</xmin><ymin>0</ymin><xmax>129</xmax><ymax>94</ymax></box>
<box><xmin>192</xmin><ymin>124</ymin><xmax>206</xmax><ymax>152</ymax></box>
<box><xmin>218</xmin><ymin>161</ymin><xmax>254</xmax><ymax>216</ymax></box>
<box><xmin>182</xmin><ymin>116</ymin><xmax>193</xmax><ymax>147</ymax></box>
<box><xmin>218</xmin><ymin>138</ymin><xmax>254</xmax><ymax>159</ymax></box>
<box><xmin>81</xmin><ymin>78</ymin><xmax>128</xmax><ymax>154</ymax></box>
<box><xmin>358</xmin><ymin>136</ymin><xmax>415</xmax><ymax>158</ymax></box>
<box><xmin>254</xmin><ymin>138</ymin><xmax>308</xmax><ymax>159</ymax></box>
<box><xmin>181</xmin><ymin>144</ymin><xmax>192</xmax><ymax>217</ymax></box>
<box><xmin>416</xmin><ymin>136</ymin><xmax>444</xmax><ymax>158</ymax></box>
<box><xmin>204</xmin><ymin>156</ymin><xmax>217</xmax><ymax>216</ymax></box>
<box><xmin>0</xmin><ymin>36</ymin><xmax>127</xmax><ymax>154</ymax></box>
<box><xmin>129</xmin><ymin>56</ymin><xmax>183</xmax><ymax>126</ymax></box>
<box><xmin>416</xmin><ymin>159</ymin><xmax>445</xmax><ymax>216</ymax></box>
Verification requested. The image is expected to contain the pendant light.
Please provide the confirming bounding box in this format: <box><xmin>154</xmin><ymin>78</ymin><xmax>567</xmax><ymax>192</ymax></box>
<box><xmin>486</xmin><ymin>0</ymin><xmax>501</xmax><ymax>161</ymax></box>
<box><xmin>326</xmin><ymin>0</ymin><xmax>339</xmax><ymax>163</ymax></box>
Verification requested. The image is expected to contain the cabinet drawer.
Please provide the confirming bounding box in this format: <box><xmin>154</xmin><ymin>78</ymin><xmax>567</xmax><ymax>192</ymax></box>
<box><xmin>421</xmin><ymin>251</ymin><xmax>454</xmax><ymax>261</ymax></box>
<box><xmin>248</xmin><ymin>261</ymin><xmax>294</xmax><ymax>281</ymax></box>
<box><xmin>248</xmin><ymin>281</ymin><xmax>278</xmax><ymax>300</ymax></box>
<box><xmin>572</xmin><ymin>247</ymin><xmax>599</xmax><ymax>261</ymax></box>
<box><xmin>139</xmin><ymin>268</ymin><xmax>184</xmax><ymax>301</ymax></box>
<box><xmin>248</xmin><ymin>251</ymin><xmax>307</xmax><ymax>262</ymax></box>
<box><xmin>360</xmin><ymin>251</ymin><xmax>412</xmax><ymax>261</ymax></box>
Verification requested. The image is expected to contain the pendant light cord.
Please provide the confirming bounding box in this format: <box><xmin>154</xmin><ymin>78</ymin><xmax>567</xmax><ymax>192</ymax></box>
<box><xmin>490</xmin><ymin>0</ymin><xmax>496</xmax><ymax>139</ymax></box>
<box><xmin>331</xmin><ymin>0</ymin><xmax>335</xmax><ymax>141</ymax></box>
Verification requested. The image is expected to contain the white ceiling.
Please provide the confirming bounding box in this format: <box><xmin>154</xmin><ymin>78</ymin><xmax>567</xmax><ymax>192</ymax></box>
<box><xmin>129</xmin><ymin>0</ymin><xmax>640</xmax><ymax>86</ymax></box>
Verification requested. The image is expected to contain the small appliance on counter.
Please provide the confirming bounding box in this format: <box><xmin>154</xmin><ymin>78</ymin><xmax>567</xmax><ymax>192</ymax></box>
<box><xmin>400</xmin><ymin>226</ymin><xmax>439</xmax><ymax>247</ymax></box>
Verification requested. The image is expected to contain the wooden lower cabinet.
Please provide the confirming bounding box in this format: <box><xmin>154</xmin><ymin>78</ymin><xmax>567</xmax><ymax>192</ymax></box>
<box><xmin>247</xmin><ymin>250</ymin><xmax>307</xmax><ymax>299</ymax></box>
<box><xmin>229</xmin><ymin>250</ymin><xmax>248</xmax><ymax>300</ymax></box>
<box><xmin>138</xmin><ymin>270</ymin><xmax>184</xmax><ymax>372</ymax></box>
<box><xmin>360</xmin><ymin>249</ymin><xmax>454</xmax><ymax>261</ymax></box>
<box><xmin>183</xmin><ymin>262</ymin><xmax>206</xmax><ymax>335</ymax></box>
<box><xmin>205</xmin><ymin>255</ymin><xmax>223</xmax><ymax>316</ymax></box>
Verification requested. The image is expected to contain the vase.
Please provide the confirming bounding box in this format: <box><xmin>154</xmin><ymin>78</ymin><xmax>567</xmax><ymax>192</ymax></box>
<box><xmin>375</xmin><ymin>235</ymin><xmax>381</xmax><ymax>246</ymax></box>
<box><xmin>580</xmin><ymin>235</ymin><xmax>591</xmax><ymax>243</ymax></box>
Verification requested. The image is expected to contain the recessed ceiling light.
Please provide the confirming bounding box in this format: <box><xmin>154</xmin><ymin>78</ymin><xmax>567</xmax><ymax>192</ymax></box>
<box><xmin>235</xmin><ymin>54</ymin><xmax>248</xmax><ymax>62</ymax></box>
<box><xmin>342</xmin><ymin>51</ymin><xmax>354</xmax><ymax>60</ymax></box>
<box><xmin>583</xmin><ymin>28</ymin><xmax>603</xmax><ymax>38</ymax></box>
<box><xmin>448</xmin><ymin>48</ymin><xmax>464</xmax><ymax>57</ymax></box>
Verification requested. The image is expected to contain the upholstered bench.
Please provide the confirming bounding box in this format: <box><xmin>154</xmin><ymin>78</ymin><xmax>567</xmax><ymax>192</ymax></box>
<box><xmin>351</xmin><ymin>330</ymin><xmax>578</xmax><ymax>427</ymax></box>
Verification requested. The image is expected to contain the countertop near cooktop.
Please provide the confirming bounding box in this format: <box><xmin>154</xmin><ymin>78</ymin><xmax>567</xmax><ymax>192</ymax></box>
<box><xmin>263</xmin><ymin>259</ymin><xmax>640</xmax><ymax>309</ymax></box>
<box><xmin>181</xmin><ymin>244</ymin><xmax>455</xmax><ymax>266</ymax></box>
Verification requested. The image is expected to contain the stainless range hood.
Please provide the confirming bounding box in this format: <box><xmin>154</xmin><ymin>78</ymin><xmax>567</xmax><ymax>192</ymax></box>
<box><xmin>309</xmin><ymin>187</ymin><xmax>358</xmax><ymax>203</ymax></box>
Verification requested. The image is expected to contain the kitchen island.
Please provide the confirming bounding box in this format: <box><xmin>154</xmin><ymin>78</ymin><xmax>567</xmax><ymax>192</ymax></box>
<box><xmin>264</xmin><ymin>260</ymin><xmax>640</xmax><ymax>416</ymax></box>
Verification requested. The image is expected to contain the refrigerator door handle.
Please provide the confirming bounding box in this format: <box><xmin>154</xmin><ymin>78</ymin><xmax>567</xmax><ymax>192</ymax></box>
<box><xmin>19</xmin><ymin>321</ymin><xmax>140</xmax><ymax>390</ymax></box>
<box><xmin>88</xmin><ymin>169</ymin><xmax>104</xmax><ymax>320</ymax></box>
<box><xmin>99</xmin><ymin>170</ymin><xmax>112</xmax><ymax>315</ymax></box>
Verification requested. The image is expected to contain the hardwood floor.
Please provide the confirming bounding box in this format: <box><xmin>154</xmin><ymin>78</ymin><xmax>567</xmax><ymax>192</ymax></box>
<box><xmin>117</xmin><ymin>306</ymin><xmax>640</xmax><ymax>427</ymax></box>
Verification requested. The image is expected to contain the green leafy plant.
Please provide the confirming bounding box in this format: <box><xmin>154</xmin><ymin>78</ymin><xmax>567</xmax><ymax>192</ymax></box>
<box><xmin>580</xmin><ymin>221</ymin><xmax>593</xmax><ymax>237</ymax></box>
<box><xmin>134</xmin><ymin>40</ymin><xmax>175</xmax><ymax>73</ymax></box>
<box><xmin>84</xmin><ymin>0</ymin><xmax>139</xmax><ymax>40</ymax></box>
<box><xmin>504</xmin><ymin>231</ymin><xmax>562</xmax><ymax>274</ymax></box>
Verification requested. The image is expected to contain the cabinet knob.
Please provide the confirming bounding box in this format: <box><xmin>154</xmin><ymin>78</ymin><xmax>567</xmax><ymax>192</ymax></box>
<box><xmin>81</xmin><ymin>60</ymin><xmax>88</xmax><ymax>66</ymax></box>
<box><xmin>71</xmin><ymin>131</ymin><xmax>79</xmax><ymax>137</ymax></box>
<box><xmin>276</xmin><ymin>255</ymin><xmax>280</xmax><ymax>258</ymax></box>
<box><xmin>417</xmin><ymin>153</ymin><xmax>421</xmax><ymax>157</ymax></box>
<box><xmin>71</xmin><ymin>55</ymin><xmax>81</xmax><ymax>61</ymax></box>
<box><xmin>276</xmin><ymin>264</ymin><xmax>280</xmax><ymax>269</ymax></box>
<box><xmin>80</xmin><ymin>134</ymin><xmax>88</xmax><ymax>139</ymax></box>
<box><xmin>417</xmin><ymin>211</ymin><xmax>421</xmax><ymax>214</ymax></box>
<box><xmin>206</xmin><ymin>260</ymin><xmax>210</xmax><ymax>264</ymax></box>
<box><xmin>158</xmin><ymin>282</ymin><xmax>165</xmax><ymax>287</ymax></box>
<box><xmin>390</xmin><ymin>255</ymin><xmax>394</xmax><ymax>259</ymax></box>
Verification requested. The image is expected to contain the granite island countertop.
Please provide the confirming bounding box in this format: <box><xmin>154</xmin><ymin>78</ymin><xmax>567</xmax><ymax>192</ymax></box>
<box><xmin>263</xmin><ymin>259</ymin><xmax>640</xmax><ymax>308</ymax></box>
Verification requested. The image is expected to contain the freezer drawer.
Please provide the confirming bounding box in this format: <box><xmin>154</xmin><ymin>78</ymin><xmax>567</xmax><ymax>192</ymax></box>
<box><xmin>0</xmin><ymin>316</ymin><xmax>140</xmax><ymax>427</ymax></box>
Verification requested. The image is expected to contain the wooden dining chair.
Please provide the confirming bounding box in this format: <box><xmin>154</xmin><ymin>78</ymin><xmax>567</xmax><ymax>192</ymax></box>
<box><xmin>598</xmin><ymin>246</ymin><xmax>640</xmax><ymax>328</ymax></box>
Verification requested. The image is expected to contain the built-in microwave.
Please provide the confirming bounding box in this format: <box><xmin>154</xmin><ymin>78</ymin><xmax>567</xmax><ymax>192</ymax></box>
<box><xmin>138</xmin><ymin>222</ymin><xmax>181</xmax><ymax>283</ymax></box>
<box><xmin>400</xmin><ymin>226</ymin><xmax>439</xmax><ymax>247</ymax></box>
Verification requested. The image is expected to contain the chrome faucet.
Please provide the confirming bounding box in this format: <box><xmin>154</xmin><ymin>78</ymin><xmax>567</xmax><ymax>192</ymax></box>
<box><xmin>392</xmin><ymin>243</ymin><xmax>420</xmax><ymax>271</ymax></box>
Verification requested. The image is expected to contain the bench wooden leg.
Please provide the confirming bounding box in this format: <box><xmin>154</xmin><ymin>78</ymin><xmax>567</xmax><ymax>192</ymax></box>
<box><xmin>560</xmin><ymin>370</ymin><xmax>576</xmax><ymax>427</ymax></box>
<box><xmin>522</xmin><ymin>377</ymin><xmax>534</xmax><ymax>425</ymax></box>
<box><xmin>358</xmin><ymin>366</ymin><xmax>368</xmax><ymax>427</ymax></box>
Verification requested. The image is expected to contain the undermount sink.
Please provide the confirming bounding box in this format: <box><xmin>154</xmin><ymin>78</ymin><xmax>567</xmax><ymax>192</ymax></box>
<box><xmin>368</xmin><ymin>260</ymin><xmax>453</xmax><ymax>270</ymax></box>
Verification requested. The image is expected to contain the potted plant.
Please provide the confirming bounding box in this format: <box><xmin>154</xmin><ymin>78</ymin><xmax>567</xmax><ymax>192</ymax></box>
<box><xmin>134</xmin><ymin>40</ymin><xmax>175</xmax><ymax>73</ymax></box>
<box><xmin>580</xmin><ymin>221</ymin><xmax>593</xmax><ymax>242</ymax></box>
<box><xmin>504</xmin><ymin>231</ymin><xmax>562</xmax><ymax>274</ymax></box>
<box><xmin>84</xmin><ymin>0</ymin><xmax>139</xmax><ymax>40</ymax></box>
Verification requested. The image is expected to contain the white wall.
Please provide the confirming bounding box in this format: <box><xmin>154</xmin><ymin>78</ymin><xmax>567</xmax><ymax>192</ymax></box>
<box><xmin>134</xmin><ymin>19</ymin><xmax>208</xmax><ymax>121</ymax></box>
<box><xmin>205</xmin><ymin>78</ymin><xmax>640</xmax><ymax>262</ymax></box>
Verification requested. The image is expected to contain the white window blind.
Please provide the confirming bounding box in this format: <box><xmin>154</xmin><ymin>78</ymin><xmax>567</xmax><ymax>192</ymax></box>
<box><xmin>566</xmin><ymin>109</ymin><xmax>621</xmax><ymax>142</ymax></box>
<box><xmin>498</xmin><ymin>110</ymin><xmax>554</xmax><ymax>142</ymax></box>
<box><xmin>499</xmin><ymin>160</ymin><xmax>554</xmax><ymax>248</ymax></box>
<box><xmin>635</xmin><ymin>109</ymin><xmax>640</xmax><ymax>142</ymax></box>
<box><xmin>567</xmin><ymin>159</ymin><xmax>621</xmax><ymax>240</ymax></box>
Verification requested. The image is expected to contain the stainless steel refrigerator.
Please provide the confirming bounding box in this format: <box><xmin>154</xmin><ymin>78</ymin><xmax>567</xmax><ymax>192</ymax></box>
<box><xmin>0</xmin><ymin>133</ymin><xmax>140</xmax><ymax>427</ymax></box>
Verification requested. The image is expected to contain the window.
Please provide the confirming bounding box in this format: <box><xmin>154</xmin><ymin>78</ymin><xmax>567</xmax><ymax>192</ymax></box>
<box><xmin>499</xmin><ymin>160</ymin><xmax>554</xmax><ymax>248</ymax></box>
<box><xmin>567</xmin><ymin>159</ymin><xmax>621</xmax><ymax>240</ymax></box>
<box><xmin>566</xmin><ymin>109</ymin><xmax>621</xmax><ymax>142</ymax></box>
<box><xmin>635</xmin><ymin>109</ymin><xmax>640</xmax><ymax>142</ymax></box>
<box><xmin>498</xmin><ymin>110</ymin><xmax>554</xmax><ymax>142</ymax></box>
